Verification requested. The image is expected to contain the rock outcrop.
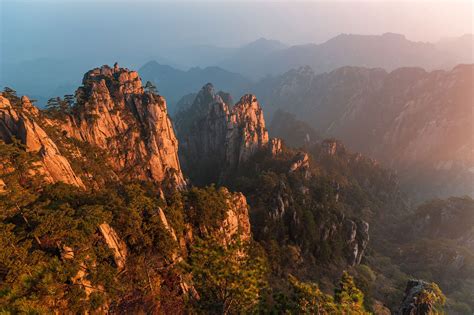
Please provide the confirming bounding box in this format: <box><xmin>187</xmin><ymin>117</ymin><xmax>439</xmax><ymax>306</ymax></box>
<box><xmin>219</xmin><ymin>189</ymin><xmax>251</xmax><ymax>243</ymax></box>
<box><xmin>174</xmin><ymin>83</ymin><xmax>271</xmax><ymax>184</ymax></box>
<box><xmin>0</xmin><ymin>95</ymin><xmax>84</xmax><ymax>188</ymax></box>
<box><xmin>343</xmin><ymin>219</ymin><xmax>370</xmax><ymax>266</ymax></box>
<box><xmin>398</xmin><ymin>280</ymin><xmax>442</xmax><ymax>315</ymax></box>
<box><xmin>98</xmin><ymin>223</ymin><xmax>128</xmax><ymax>270</ymax></box>
<box><xmin>62</xmin><ymin>65</ymin><xmax>185</xmax><ymax>187</ymax></box>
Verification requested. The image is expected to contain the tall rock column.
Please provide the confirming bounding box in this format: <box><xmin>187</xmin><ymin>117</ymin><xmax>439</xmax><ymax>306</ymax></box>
<box><xmin>63</xmin><ymin>65</ymin><xmax>185</xmax><ymax>187</ymax></box>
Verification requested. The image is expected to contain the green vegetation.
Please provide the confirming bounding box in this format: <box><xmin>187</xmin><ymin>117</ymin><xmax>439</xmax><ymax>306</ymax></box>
<box><xmin>45</xmin><ymin>96</ymin><xmax>73</xmax><ymax>119</ymax></box>
<box><xmin>186</xmin><ymin>237</ymin><xmax>268</xmax><ymax>314</ymax></box>
<box><xmin>272</xmin><ymin>272</ymin><xmax>369</xmax><ymax>314</ymax></box>
<box><xmin>144</xmin><ymin>80</ymin><xmax>158</xmax><ymax>94</ymax></box>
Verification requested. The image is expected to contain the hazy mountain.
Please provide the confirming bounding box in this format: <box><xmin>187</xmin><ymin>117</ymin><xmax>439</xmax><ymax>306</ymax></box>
<box><xmin>218</xmin><ymin>33</ymin><xmax>473</xmax><ymax>79</ymax></box>
<box><xmin>157</xmin><ymin>45</ymin><xmax>237</xmax><ymax>69</ymax></box>
<box><xmin>217</xmin><ymin>38</ymin><xmax>288</xmax><ymax>76</ymax></box>
<box><xmin>436</xmin><ymin>34</ymin><xmax>474</xmax><ymax>64</ymax></box>
<box><xmin>139</xmin><ymin>61</ymin><xmax>252</xmax><ymax>113</ymax></box>
<box><xmin>255</xmin><ymin>64</ymin><xmax>474</xmax><ymax>202</ymax></box>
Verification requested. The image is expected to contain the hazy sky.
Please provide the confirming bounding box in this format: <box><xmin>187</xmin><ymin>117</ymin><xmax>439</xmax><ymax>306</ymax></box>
<box><xmin>1</xmin><ymin>0</ymin><xmax>472</xmax><ymax>66</ymax></box>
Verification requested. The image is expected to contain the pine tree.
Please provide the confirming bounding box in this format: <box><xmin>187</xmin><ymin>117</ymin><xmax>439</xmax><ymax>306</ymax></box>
<box><xmin>144</xmin><ymin>81</ymin><xmax>158</xmax><ymax>94</ymax></box>
<box><xmin>2</xmin><ymin>87</ymin><xmax>21</xmax><ymax>107</ymax></box>
<box><xmin>64</xmin><ymin>94</ymin><xmax>75</xmax><ymax>109</ymax></box>
<box><xmin>187</xmin><ymin>236</ymin><xmax>267</xmax><ymax>314</ymax></box>
<box><xmin>287</xmin><ymin>275</ymin><xmax>337</xmax><ymax>313</ymax></box>
<box><xmin>334</xmin><ymin>271</ymin><xmax>368</xmax><ymax>314</ymax></box>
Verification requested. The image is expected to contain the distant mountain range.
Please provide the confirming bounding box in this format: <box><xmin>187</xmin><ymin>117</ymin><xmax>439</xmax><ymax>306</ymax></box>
<box><xmin>2</xmin><ymin>33</ymin><xmax>471</xmax><ymax>109</ymax></box>
<box><xmin>216</xmin><ymin>33</ymin><xmax>474</xmax><ymax>79</ymax></box>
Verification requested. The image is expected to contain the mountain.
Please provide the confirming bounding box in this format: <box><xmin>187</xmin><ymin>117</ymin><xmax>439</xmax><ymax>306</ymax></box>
<box><xmin>139</xmin><ymin>61</ymin><xmax>252</xmax><ymax>113</ymax></box>
<box><xmin>268</xmin><ymin>109</ymin><xmax>320</xmax><ymax>148</ymax></box>
<box><xmin>0</xmin><ymin>65</ymin><xmax>258</xmax><ymax>313</ymax></box>
<box><xmin>219</xmin><ymin>33</ymin><xmax>472</xmax><ymax>79</ymax></box>
<box><xmin>0</xmin><ymin>64</ymin><xmax>456</xmax><ymax>313</ymax></box>
<box><xmin>217</xmin><ymin>38</ymin><xmax>288</xmax><ymax>76</ymax></box>
<box><xmin>254</xmin><ymin>64</ymin><xmax>474</xmax><ymax>202</ymax></box>
<box><xmin>174</xmin><ymin>83</ymin><xmax>271</xmax><ymax>185</ymax></box>
<box><xmin>173</xmin><ymin>84</ymin><xmax>436</xmax><ymax>311</ymax></box>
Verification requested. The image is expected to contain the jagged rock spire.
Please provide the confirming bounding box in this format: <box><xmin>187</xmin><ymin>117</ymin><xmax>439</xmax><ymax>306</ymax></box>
<box><xmin>174</xmin><ymin>84</ymin><xmax>274</xmax><ymax>184</ymax></box>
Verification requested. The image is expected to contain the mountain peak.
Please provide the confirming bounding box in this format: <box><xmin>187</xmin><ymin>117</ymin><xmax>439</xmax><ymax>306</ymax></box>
<box><xmin>68</xmin><ymin>64</ymin><xmax>185</xmax><ymax>186</ymax></box>
<box><xmin>239</xmin><ymin>37</ymin><xmax>287</xmax><ymax>53</ymax></box>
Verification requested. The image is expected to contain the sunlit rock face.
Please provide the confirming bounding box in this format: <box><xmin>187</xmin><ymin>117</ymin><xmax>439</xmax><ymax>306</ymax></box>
<box><xmin>257</xmin><ymin>64</ymin><xmax>474</xmax><ymax>201</ymax></box>
<box><xmin>174</xmin><ymin>83</ymin><xmax>272</xmax><ymax>184</ymax></box>
<box><xmin>220</xmin><ymin>188</ymin><xmax>252</xmax><ymax>243</ymax></box>
<box><xmin>0</xmin><ymin>95</ymin><xmax>85</xmax><ymax>188</ymax></box>
<box><xmin>62</xmin><ymin>65</ymin><xmax>185</xmax><ymax>187</ymax></box>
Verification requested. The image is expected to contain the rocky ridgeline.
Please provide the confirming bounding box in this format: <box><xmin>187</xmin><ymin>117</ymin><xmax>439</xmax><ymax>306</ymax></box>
<box><xmin>174</xmin><ymin>83</ymin><xmax>275</xmax><ymax>183</ymax></box>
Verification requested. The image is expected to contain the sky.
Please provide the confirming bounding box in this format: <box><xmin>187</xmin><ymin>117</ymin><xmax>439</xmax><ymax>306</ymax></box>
<box><xmin>1</xmin><ymin>0</ymin><xmax>472</xmax><ymax>66</ymax></box>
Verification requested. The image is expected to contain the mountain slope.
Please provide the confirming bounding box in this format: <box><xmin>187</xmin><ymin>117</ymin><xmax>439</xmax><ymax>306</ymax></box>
<box><xmin>255</xmin><ymin>64</ymin><xmax>474</xmax><ymax>202</ymax></box>
<box><xmin>0</xmin><ymin>66</ymin><xmax>258</xmax><ymax>313</ymax></box>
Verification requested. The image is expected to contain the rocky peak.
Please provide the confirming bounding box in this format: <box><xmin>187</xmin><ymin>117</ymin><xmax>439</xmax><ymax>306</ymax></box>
<box><xmin>219</xmin><ymin>188</ymin><xmax>251</xmax><ymax>244</ymax></box>
<box><xmin>81</xmin><ymin>64</ymin><xmax>143</xmax><ymax>95</ymax></box>
<box><xmin>175</xmin><ymin>85</ymin><xmax>275</xmax><ymax>184</ymax></box>
<box><xmin>225</xmin><ymin>94</ymin><xmax>269</xmax><ymax>169</ymax></box>
<box><xmin>289</xmin><ymin>152</ymin><xmax>309</xmax><ymax>173</ymax></box>
<box><xmin>64</xmin><ymin>64</ymin><xmax>185</xmax><ymax>187</ymax></box>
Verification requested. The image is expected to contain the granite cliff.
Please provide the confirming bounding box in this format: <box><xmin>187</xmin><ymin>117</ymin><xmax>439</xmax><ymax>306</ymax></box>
<box><xmin>174</xmin><ymin>83</ymin><xmax>270</xmax><ymax>184</ymax></box>
<box><xmin>62</xmin><ymin>65</ymin><xmax>185</xmax><ymax>187</ymax></box>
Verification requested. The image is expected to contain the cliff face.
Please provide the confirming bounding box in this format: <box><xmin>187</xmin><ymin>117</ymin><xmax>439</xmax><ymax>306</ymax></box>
<box><xmin>0</xmin><ymin>95</ymin><xmax>84</xmax><ymax>188</ymax></box>
<box><xmin>225</xmin><ymin>94</ymin><xmax>269</xmax><ymax>170</ymax></box>
<box><xmin>219</xmin><ymin>188</ymin><xmax>251</xmax><ymax>243</ymax></box>
<box><xmin>174</xmin><ymin>84</ymin><xmax>269</xmax><ymax>184</ymax></box>
<box><xmin>63</xmin><ymin>65</ymin><xmax>185</xmax><ymax>187</ymax></box>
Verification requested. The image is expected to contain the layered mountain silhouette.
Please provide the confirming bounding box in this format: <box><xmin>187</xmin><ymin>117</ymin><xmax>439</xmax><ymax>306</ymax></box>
<box><xmin>218</xmin><ymin>33</ymin><xmax>473</xmax><ymax>79</ymax></box>
<box><xmin>3</xmin><ymin>33</ymin><xmax>472</xmax><ymax>109</ymax></box>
